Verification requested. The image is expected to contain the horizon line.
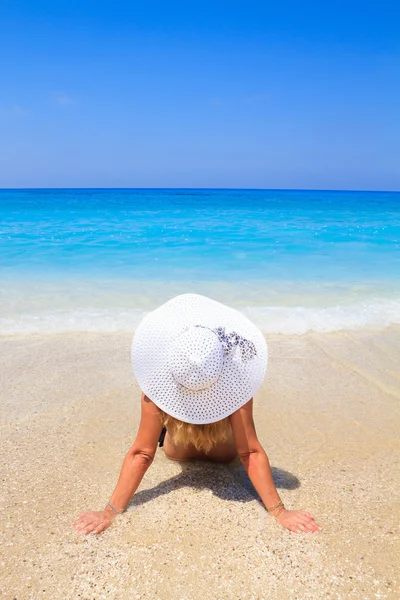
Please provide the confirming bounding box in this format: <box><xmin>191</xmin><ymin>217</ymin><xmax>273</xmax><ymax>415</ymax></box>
<box><xmin>1</xmin><ymin>186</ymin><xmax>399</xmax><ymax>194</ymax></box>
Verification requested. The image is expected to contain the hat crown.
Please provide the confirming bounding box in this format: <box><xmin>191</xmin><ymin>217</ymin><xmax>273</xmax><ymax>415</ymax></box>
<box><xmin>169</xmin><ymin>326</ymin><xmax>223</xmax><ymax>391</ymax></box>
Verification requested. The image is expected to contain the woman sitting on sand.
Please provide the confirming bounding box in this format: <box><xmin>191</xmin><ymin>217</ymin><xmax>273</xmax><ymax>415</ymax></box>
<box><xmin>73</xmin><ymin>294</ymin><xmax>321</xmax><ymax>536</ymax></box>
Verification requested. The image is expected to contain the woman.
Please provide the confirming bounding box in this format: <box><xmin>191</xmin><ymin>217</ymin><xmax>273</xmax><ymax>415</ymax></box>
<box><xmin>73</xmin><ymin>294</ymin><xmax>321</xmax><ymax>535</ymax></box>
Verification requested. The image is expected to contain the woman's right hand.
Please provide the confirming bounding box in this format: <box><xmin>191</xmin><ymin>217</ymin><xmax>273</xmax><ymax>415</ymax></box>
<box><xmin>275</xmin><ymin>509</ymin><xmax>322</xmax><ymax>534</ymax></box>
<box><xmin>72</xmin><ymin>509</ymin><xmax>117</xmax><ymax>535</ymax></box>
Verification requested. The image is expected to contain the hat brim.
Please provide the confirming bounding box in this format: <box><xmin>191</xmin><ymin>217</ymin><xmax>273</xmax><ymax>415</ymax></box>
<box><xmin>131</xmin><ymin>294</ymin><xmax>268</xmax><ymax>424</ymax></box>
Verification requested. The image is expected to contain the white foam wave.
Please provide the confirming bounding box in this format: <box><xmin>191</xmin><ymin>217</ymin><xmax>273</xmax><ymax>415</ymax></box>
<box><xmin>242</xmin><ymin>300</ymin><xmax>400</xmax><ymax>334</ymax></box>
<box><xmin>1</xmin><ymin>300</ymin><xmax>400</xmax><ymax>335</ymax></box>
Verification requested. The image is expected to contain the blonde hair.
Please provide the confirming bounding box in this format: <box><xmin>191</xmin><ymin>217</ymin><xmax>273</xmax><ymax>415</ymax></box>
<box><xmin>159</xmin><ymin>410</ymin><xmax>232</xmax><ymax>454</ymax></box>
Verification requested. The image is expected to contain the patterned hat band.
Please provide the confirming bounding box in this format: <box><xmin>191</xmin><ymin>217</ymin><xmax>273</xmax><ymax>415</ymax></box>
<box><xmin>195</xmin><ymin>325</ymin><xmax>258</xmax><ymax>362</ymax></box>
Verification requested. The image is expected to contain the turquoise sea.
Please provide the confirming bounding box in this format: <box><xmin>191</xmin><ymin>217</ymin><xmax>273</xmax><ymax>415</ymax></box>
<box><xmin>1</xmin><ymin>188</ymin><xmax>399</xmax><ymax>334</ymax></box>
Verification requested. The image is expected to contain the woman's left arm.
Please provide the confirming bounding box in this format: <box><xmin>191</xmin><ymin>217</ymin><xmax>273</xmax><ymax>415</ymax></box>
<box><xmin>73</xmin><ymin>393</ymin><xmax>162</xmax><ymax>535</ymax></box>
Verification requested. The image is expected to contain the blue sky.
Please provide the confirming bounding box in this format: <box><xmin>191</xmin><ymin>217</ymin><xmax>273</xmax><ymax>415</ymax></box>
<box><xmin>1</xmin><ymin>1</ymin><xmax>399</xmax><ymax>190</ymax></box>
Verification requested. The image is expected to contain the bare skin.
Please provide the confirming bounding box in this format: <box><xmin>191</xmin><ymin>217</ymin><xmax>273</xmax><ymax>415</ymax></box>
<box><xmin>162</xmin><ymin>423</ymin><xmax>238</xmax><ymax>463</ymax></box>
<box><xmin>73</xmin><ymin>393</ymin><xmax>322</xmax><ymax>536</ymax></box>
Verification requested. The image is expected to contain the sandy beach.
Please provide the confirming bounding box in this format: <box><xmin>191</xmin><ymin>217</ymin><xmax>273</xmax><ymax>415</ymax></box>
<box><xmin>1</xmin><ymin>327</ymin><xmax>399</xmax><ymax>600</ymax></box>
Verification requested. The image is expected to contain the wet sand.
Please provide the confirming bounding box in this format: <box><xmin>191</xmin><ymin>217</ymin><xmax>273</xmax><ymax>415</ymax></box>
<box><xmin>0</xmin><ymin>328</ymin><xmax>399</xmax><ymax>599</ymax></box>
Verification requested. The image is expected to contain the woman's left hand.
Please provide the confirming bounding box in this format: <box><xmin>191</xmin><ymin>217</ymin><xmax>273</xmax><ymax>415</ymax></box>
<box><xmin>275</xmin><ymin>509</ymin><xmax>322</xmax><ymax>533</ymax></box>
<box><xmin>72</xmin><ymin>509</ymin><xmax>117</xmax><ymax>535</ymax></box>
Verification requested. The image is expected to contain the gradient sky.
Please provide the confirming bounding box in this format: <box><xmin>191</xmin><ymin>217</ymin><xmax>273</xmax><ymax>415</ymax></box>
<box><xmin>1</xmin><ymin>0</ymin><xmax>399</xmax><ymax>190</ymax></box>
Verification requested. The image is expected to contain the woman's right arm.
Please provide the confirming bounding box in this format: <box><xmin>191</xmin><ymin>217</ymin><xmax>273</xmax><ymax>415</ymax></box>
<box><xmin>72</xmin><ymin>393</ymin><xmax>163</xmax><ymax>535</ymax></box>
<box><xmin>229</xmin><ymin>398</ymin><xmax>321</xmax><ymax>534</ymax></box>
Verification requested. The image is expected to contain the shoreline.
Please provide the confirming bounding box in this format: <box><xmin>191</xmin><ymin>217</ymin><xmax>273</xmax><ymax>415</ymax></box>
<box><xmin>1</xmin><ymin>304</ymin><xmax>400</xmax><ymax>336</ymax></box>
<box><xmin>1</xmin><ymin>328</ymin><xmax>399</xmax><ymax>598</ymax></box>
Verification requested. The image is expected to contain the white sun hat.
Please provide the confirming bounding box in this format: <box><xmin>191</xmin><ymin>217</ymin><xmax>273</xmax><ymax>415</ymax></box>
<box><xmin>131</xmin><ymin>293</ymin><xmax>268</xmax><ymax>424</ymax></box>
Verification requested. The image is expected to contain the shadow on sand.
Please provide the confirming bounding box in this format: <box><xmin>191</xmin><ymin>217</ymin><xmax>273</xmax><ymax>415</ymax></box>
<box><xmin>127</xmin><ymin>457</ymin><xmax>300</xmax><ymax>510</ymax></box>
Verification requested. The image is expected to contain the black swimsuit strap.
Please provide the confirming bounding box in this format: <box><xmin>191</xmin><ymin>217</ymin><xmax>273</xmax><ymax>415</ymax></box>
<box><xmin>158</xmin><ymin>426</ymin><xmax>167</xmax><ymax>447</ymax></box>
